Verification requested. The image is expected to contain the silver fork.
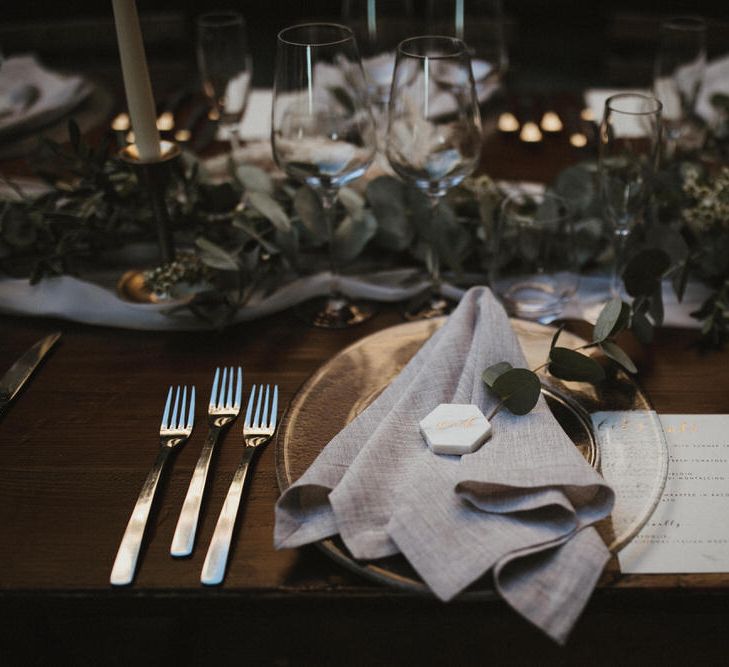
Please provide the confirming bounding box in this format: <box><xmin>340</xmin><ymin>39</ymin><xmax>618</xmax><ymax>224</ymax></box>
<box><xmin>111</xmin><ymin>385</ymin><xmax>195</xmax><ymax>586</ymax></box>
<box><xmin>171</xmin><ymin>367</ymin><xmax>242</xmax><ymax>557</ymax></box>
<box><xmin>201</xmin><ymin>383</ymin><xmax>279</xmax><ymax>585</ymax></box>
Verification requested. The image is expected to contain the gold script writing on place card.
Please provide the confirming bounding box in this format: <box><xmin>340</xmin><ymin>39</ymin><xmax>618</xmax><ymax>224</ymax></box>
<box><xmin>435</xmin><ymin>416</ymin><xmax>478</xmax><ymax>430</ymax></box>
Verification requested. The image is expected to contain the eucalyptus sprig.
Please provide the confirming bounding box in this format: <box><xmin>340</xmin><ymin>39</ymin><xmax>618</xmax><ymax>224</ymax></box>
<box><xmin>482</xmin><ymin>296</ymin><xmax>640</xmax><ymax>419</ymax></box>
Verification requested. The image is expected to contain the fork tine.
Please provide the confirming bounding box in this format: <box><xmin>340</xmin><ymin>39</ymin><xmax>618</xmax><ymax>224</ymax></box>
<box><xmin>170</xmin><ymin>386</ymin><xmax>181</xmax><ymax>428</ymax></box>
<box><xmin>161</xmin><ymin>386</ymin><xmax>173</xmax><ymax>429</ymax></box>
<box><xmin>209</xmin><ymin>367</ymin><xmax>220</xmax><ymax>410</ymax></box>
<box><xmin>261</xmin><ymin>385</ymin><xmax>270</xmax><ymax>427</ymax></box>
<box><xmin>253</xmin><ymin>384</ymin><xmax>264</xmax><ymax>428</ymax></box>
<box><xmin>227</xmin><ymin>366</ymin><xmax>234</xmax><ymax>409</ymax></box>
<box><xmin>269</xmin><ymin>385</ymin><xmax>279</xmax><ymax>429</ymax></box>
<box><xmin>234</xmin><ymin>367</ymin><xmax>242</xmax><ymax>410</ymax></box>
<box><xmin>187</xmin><ymin>386</ymin><xmax>196</xmax><ymax>430</ymax></box>
<box><xmin>244</xmin><ymin>384</ymin><xmax>256</xmax><ymax>428</ymax></box>
<box><xmin>178</xmin><ymin>386</ymin><xmax>188</xmax><ymax>429</ymax></box>
<box><xmin>219</xmin><ymin>367</ymin><xmax>228</xmax><ymax>409</ymax></box>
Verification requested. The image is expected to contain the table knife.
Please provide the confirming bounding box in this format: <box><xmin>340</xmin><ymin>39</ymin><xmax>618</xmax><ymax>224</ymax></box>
<box><xmin>0</xmin><ymin>332</ymin><xmax>61</xmax><ymax>418</ymax></box>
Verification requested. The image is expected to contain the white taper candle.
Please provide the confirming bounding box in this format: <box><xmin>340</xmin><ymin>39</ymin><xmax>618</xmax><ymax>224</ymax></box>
<box><xmin>111</xmin><ymin>0</ymin><xmax>162</xmax><ymax>160</ymax></box>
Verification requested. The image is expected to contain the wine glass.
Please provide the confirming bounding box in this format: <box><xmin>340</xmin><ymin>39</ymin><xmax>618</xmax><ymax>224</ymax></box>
<box><xmin>386</xmin><ymin>35</ymin><xmax>482</xmax><ymax>319</ymax></box>
<box><xmin>426</xmin><ymin>0</ymin><xmax>508</xmax><ymax>101</ymax></box>
<box><xmin>196</xmin><ymin>12</ymin><xmax>253</xmax><ymax>159</ymax></box>
<box><xmin>653</xmin><ymin>16</ymin><xmax>707</xmax><ymax>155</ymax></box>
<box><xmin>272</xmin><ymin>23</ymin><xmax>377</xmax><ymax>328</ymax></box>
<box><xmin>598</xmin><ymin>93</ymin><xmax>662</xmax><ymax>298</ymax></box>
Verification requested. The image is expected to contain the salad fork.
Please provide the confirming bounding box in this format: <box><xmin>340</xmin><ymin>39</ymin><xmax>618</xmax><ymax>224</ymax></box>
<box><xmin>111</xmin><ymin>385</ymin><xmax>195</xmax><ymax>586</ymax></box>
<box><xmin>201</xmin><ymin>383</ymin><xmax>279</xmax><ymax>585</ymax></box>
<box><xmin>171</xmin><ymin>366</ymin><xmax>242</xmax><ymax>557</ymax></box>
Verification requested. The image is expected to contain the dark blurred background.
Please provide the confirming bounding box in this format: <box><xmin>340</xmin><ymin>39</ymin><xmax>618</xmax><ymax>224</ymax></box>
<box><xmin>1</xmin><ymin>1</ymin><xmax>728</xmax><ymax>97</ymax></box>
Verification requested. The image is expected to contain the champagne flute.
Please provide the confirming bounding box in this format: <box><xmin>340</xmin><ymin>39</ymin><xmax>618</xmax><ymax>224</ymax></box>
<box><xmin>196</xmin><ymin>12</ymin><xmax>253</xmax><ymax>159</ymax></box>
<box><xmin>598</xmin><ymin>93</ymin><xmax>662</xmax><ymax>297</ymax></box>
<box><xmin>653</xmin><ymin>16</ymin><xmax>707</xmax><ymax>155</ymax></box>
<box><xmin>272</xmin><ymin>23</ymin><xmax>377</xmax><ymax>328</ymax></box>
<box><xmin>386</xmin><ymin>35</ymin><xmax>482</xmax><ymax>319</ymax></box>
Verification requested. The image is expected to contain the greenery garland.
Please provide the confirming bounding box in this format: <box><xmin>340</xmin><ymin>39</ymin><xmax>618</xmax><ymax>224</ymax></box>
<box><xmin>0</xmin><ymin>116</ymin><xmax>727</xmax><ymax>345</ymax></box>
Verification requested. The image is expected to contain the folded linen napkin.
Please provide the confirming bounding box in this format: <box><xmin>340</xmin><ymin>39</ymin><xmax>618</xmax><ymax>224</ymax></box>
<box><xmin>0</xmin><ymin>54</ymin><xmax>92</xmax><ymax>140</ymax></box>
<box><xmin>275</xmin><ymin>286</ymin><xmax>614</xmax><ymax>643</ymax></box>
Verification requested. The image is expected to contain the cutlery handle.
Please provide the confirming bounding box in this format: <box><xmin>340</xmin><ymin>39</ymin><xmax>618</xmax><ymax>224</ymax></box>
<box><xmin>170</xmin><ymin>426</ymin><xmax>220</xmax><ymax>557</ymax></box>
<box><xmin>111</xmin><ymin>447</ymin><xmax>171</xmax><ymax>586</ymax></box>
<box><xmin>201</xmin><ymin>446</ymin><xmax>256</xmax><ymax>585</ymax></box>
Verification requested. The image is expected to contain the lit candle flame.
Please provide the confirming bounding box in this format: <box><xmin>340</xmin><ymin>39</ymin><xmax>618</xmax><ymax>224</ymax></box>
<box><xmin>111</xmin><ymin>112</ymin><xmax>130</xmax><ymax>131</ymax></box>
<box><xmin>126</xmin><ymin>130</ymin><xmax>135</xmax><ymax>143</ymax></box>
<box><xmin>519</xmin><ymin>122</ymin><xmax>542</xmax><ymax>143</ymax></box>
<box><xmin>498</xmin><ymin>112</ymin><xmax>519</xmax><ymax>133</ymax></box>
<box><xmin>570</xmin><ymin>133</ymin><xmax>588</xmax><ymax>148</ymax></box>
<box><xmin>174</xmin><ymin>129</ymin><xmax>192</xmax><ymax>142</ymax></box>
<box><xmin>156</xmin><ymin>111</ymin><xmax>174</xmax><ymax>131</ymax></box>
<box><xmin>208</xmin><ymin>108</ymin><xmax>220</xmax><ymax>121</ymax></box>
<box><xmin>540</xmin><ymin>111</ymin><xmax>563</xmax><ymax>133</ymax></box>
<box><xmin>580</xmin><ymin>107</ymin><xmax>595</xmax><ymax>122</ymax></box>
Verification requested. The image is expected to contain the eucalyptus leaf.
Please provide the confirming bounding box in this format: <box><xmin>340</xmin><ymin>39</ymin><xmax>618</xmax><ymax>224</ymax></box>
<box><xmin>631</xmin><ymin>310</ymin><xmax>654</xmax><ymax>344</ymax></box>
<box><xmin>293</xmin><ymin>186</ymin><xmax>327</xmax><ymax>241</ymax></box>
<box><xmin>235</xmin><ymin>164</ymin><xmax>274</xmax><ymax>195</ymax></box>
<box><xmin>549</xmin><ymin>347</ymin><xmax>605</xmax><ymax>383</ymax></box>
<box><xmin>482</xmin><ymin>361</ymin><xmax>513</xmax><ymax>388</ymax></box>
<box><xmin>550</xmin><ymin>324</ymin><xmax>565</xmax><ymax>349</ymax></box>
<box><xmin>248</xmin><ymin>191</ymin><xmax>291</xmax><ymax>233</ymax></box>
<box><xmin>195</xmin><ymin>237</ymin><xmax>240</xmax><ymax>271</ymax></box>
<box><xmin>593</xmin><ymin>297</ymin><xmax>630</xmax><ymax>341</ymax></box>
<box><xmin>492</xmin><ymin>368</ymin><xmax>542</xmax><ymax>416</ymax></box>
<box><xmin>367</xmin><ymin>176</ymin><xmax>413</xmax><ymax>250</ymax></box>
<box><xmin>672</xmin><ymin>259</ymin><xmax>690</xmax><ymax>303</ymax></box>
<box><xmin>338</xmin><ymin>187</ymin><xmax>365</xmax><ymax>218</ymax></box>
<box><xmin>600</xmin><ymin>340</ymin><xmax>637</xmax><ymax>373</ymax></box>
<box><xmin>649</xmin><ymin>284</ymin><xmax>664</xmax><ymax>327</ymax></box>
<box><xmin>332</xmin><ymin>211</ymin><xmax>377</xmax><ymax>264</ymax></box>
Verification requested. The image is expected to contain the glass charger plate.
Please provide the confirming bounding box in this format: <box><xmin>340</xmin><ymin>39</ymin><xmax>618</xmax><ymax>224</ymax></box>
<box><xmin>275</xmin><ymin>318</ymin><xmax>668</xmax><ymax>598</ymax></box>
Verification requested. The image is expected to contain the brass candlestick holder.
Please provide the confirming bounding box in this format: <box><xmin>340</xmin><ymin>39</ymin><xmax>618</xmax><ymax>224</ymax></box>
<box><xmin>120</xmin><ymin>140</ymin><xmax>181</xmax><ymax>264</ymax></box>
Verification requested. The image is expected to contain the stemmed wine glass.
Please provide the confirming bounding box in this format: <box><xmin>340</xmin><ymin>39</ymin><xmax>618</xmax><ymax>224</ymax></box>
<box><xmin>653</xmin><ymin>16</ymin><xmax>707</xmax><ymax>155</ymax></box>
<box><xmin>386</xmin><ymin>35</ymin><xmax>482</xmax><ymax>319</ymax></box>
<box><xmin>598</xmin><ymin>93</ymin><xmax>662</xmax><ymax>297</ymax></box>
<box><xmin>196</xmin><ymin>12</ymin><xmax>253</xmax><ymax>159</ymax></box>
<box><xmin>272</xmin><ymin>23</ymin><xmax>377</xmax><ymax>328</ymax></box>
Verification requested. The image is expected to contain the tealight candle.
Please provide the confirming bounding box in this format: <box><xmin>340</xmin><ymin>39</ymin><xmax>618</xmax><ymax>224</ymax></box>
<box><xmin>419</xmin><ymin>404</ymin><xmax>492</xmax><ymax>456</ymax></box>
<box><xmin>540</xmin><ymin>111</ymin><xmax>563</xmax><ymax>133</ymax></box>
<box><xmin>519</xmin><ymin>121</ymin><xmax>542</xmax><ymax>143</ymax></box>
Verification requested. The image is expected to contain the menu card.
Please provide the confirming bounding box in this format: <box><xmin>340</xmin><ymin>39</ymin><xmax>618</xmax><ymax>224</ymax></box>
<box><xmin>618</xmin><ymin>414</ymin><xmax>729</xmax><ymax>573</ymax></box>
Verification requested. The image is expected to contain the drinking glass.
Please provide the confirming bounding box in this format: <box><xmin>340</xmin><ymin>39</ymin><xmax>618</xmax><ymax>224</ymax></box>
<box><xmin>386</xmin><ymin>36</ymin><xmax>482</xmax><ymax>319</ymax></box>
<box><xmin>491</xmin><ymin>191</ymin><xmax>578</xmax><ymax>323</ymax></box>
<box><xmin>653</xmin><ymin>16</ymin><xmax>706</xmax><ymax>154</ymax></box>
<box><xmin>196</xmin><ymin>12</ymin><xmax>253</xmax><ymax>159</ymax></box>
<box><xmin>426</xmin><ymin>0</ymin><xmax>508</xmax><ymax>100</ymax></box>
<box><xmin>598</xmin><ymin>93</ymin><xmax>662</xmax><ymax>297</ymax></box>
<box><xmin>272</xmin><ymin>23</ymin><xmax>377</xmax><ymax>328</ymax></box>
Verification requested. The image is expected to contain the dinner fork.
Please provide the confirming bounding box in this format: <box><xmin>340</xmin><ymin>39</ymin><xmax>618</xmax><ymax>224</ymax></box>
<box><xmin>111</xmin><ymin>385</ymin><xmax>195</xmax><ymax>586</ymax></box>
<box><xmin>201</xmin><ymin>383</ymin><xmax>279</xmax><ymax>585</ymax></box>
<box><xmin>171</xmin><ymin>367</ymin><xmax>242</xmax><ymax>557</ymax></box>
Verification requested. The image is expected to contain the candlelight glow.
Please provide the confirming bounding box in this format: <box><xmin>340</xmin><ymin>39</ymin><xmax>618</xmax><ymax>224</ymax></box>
<box><xmin>111</xmin><ymin>113</ymin><xmax>130</xmax><ymax>131</ymax></box>
<box><xmin>156</xmin><ymin>111</ymin><xmax>174</xmax><ymax>131</ymax></box>
<box><xmin>175</xmin><ymin>129</ymin><xmax>192</xmax><ymax>142</ymax></box>
<box><xmin>126</xmin><ymin>131</ymin><xmax>135</xmax><ymax>144</ymax></box>
<box><xmin>580</xmin><ymin>107</ymin><xmax>595</xmax><ymax>122</ymax></box>
<box><xmin>498</xmin><ymin>112</ymin><xmax>519</xmax><ymax>132</ymax></box>
<box><xmin>540</xmin><ymin>111</ymin><xmax>563</xmax><ymax>133</ymax></box>
<box><xmin>208</xmin><ymin>108</ymin><xmax>220</xmax><ymax>121</ymax></box>
<box><xmin>519</xmin><ymin>122</ymin><xmax>542</xmax><ymax>143</ymax></box>
<box><xmin>569</xmin><ymin>133</ymin><xmax>588</xmax><ymax>148</ymax></box>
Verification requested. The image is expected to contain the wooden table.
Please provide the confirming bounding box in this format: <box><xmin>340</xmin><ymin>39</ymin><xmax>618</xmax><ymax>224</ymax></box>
<box><xmin>2</xmin><ymin>119</ymin><xmax>729</xmax><ymax>665</ymax></box>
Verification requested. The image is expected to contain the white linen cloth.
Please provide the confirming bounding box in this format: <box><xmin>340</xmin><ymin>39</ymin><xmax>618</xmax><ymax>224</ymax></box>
<box><xmin>0</xmin><ymin>55</ymin><xmax>92</xmax><ymax>140</ymax></box>
<box><xmin>274</xmin><ymin>287</ymin><xmax>615</xmax><ymax>643</ymax></box>
<box><xmin>0</xmin><ymin>272</ymin><xmax>710</xmax><ymax>332</ymax></box>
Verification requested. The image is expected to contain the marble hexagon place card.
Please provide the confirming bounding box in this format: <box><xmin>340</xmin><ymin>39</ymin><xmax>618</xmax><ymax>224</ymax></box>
<box><xmin>419</xmin><ymin>404</ymin><xmax>492</xmax><ymax>456</ymax></box>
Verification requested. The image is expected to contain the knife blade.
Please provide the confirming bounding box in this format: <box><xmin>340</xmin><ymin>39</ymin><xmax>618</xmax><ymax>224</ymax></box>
<box><xmin>0</xmin><ymin>332</ymin><xmax>61</xmax><ymax>417</ymax></box>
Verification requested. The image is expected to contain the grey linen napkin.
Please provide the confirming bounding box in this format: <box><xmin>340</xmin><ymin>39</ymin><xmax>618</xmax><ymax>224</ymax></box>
<box><xmin>275</xmin><ymin>286</ymin><xmax>615</xmax><ymax>643</ymax></box>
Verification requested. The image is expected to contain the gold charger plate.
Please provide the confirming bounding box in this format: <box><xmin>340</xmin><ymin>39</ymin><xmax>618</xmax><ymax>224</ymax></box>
<box><xmin>275</xmin><ymin>318</ymin><xmax>668</xmax><ymax>597</ymax></box>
